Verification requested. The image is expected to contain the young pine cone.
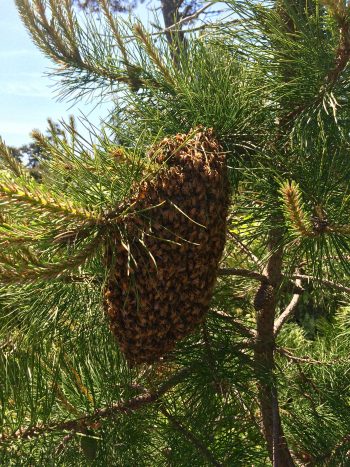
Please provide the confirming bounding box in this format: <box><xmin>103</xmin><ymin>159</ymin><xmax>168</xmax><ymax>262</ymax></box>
<box><xmin>104</xmin><ymin>128</ymin><xmax>229</xmax><ymax>366</ymax></box>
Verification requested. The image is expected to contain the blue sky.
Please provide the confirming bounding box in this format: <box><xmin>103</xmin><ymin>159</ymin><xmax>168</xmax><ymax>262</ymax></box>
<box><xmin>0</xmin><ymin>0</ymin><xmax>149</xmax><ymax>147</ymax></box>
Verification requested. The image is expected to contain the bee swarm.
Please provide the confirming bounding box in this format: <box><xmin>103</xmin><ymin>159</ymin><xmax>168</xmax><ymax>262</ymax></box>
<box><xmin>105</xmin><ymin>129</ymin><xmax>229</xmax><ymax>366</ymax></box>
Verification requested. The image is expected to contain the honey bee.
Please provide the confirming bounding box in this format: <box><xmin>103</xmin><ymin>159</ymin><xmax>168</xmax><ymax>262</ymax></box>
<box><xmin>105</xmin><ymin>129</ymin><xmax>229</xmax><ymax>365</ymax></box>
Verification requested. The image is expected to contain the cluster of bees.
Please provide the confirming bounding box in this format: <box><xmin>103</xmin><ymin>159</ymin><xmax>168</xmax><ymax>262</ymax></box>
<box><xmin>104</xmin><ymin>129</ymin><xmax>229</xmax><ymax>366</ymax></box>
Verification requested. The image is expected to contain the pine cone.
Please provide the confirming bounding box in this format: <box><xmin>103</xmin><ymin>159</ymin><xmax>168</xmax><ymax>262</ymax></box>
<box><xmin>104</xmin><ymin>128</ymin><xmax>229</xmax><ymax>366</ymax></box>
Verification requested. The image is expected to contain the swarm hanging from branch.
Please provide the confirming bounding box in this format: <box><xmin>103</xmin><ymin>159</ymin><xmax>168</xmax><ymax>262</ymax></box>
<box><xmin>104</xmin><ymin>128</ymin><xmax>229</xmax><ymax>365</ymax></box>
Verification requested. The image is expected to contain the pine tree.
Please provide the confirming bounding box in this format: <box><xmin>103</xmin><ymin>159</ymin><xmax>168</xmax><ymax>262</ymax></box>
<box><xmin>1</xmin><ymin>0</ymin><xmax>350</xmax><ymax>465</ymax></box>
<box><xmin>73</xmin><ymin>0</ymin><xmax>141</xmax><ymax>12</ymax></box>
<box><xmin>11</xmin><ymin>120</ymin><xmax>65</xmax><ymax>181</ymax></box>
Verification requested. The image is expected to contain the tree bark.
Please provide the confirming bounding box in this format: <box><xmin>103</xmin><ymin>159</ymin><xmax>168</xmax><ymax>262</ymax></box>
<box><xmin>254</xmin><ymin>225</ymin><xmax>295</xmax><ymax>466</ymax></box>
<box><xmin>160</xmin><ymin>0</ymin><xmax>187</xmax><ymax>61</ymax></box>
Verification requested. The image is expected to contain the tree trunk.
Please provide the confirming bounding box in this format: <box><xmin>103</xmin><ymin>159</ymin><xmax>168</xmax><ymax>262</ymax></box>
<box><xmin>160</xmin><ymin>0</ymin><xmax>187</xmax><ymax>61</ymax></box>
<box><xmin>254</xmin><ymin>226</ymin><xmax>295</xmax><ymax>466</ymax></box>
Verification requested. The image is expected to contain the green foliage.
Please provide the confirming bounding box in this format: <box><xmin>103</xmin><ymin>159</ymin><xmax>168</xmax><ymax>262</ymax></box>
<box><xmin>277</xmin><ymin>310</ymin><xmax>350</xmax><ymax>464</ymax></box>
<box><xmin>1</xmin><ymin>0</ymin><xmax>350</xmax><ymax>464</ymax></box>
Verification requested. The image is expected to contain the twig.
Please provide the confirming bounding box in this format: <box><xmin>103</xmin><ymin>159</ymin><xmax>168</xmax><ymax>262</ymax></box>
<box><xmin>55</xmin><ymin>431</ymin><xmax>76</xmax><ymax>456</ymax></box>
<box><xmin>163</xmin><ymin>2</ymin><xmax>215</xmax><ymax>33</ymax></box>
<box><xmin>274</xmin><ymin>277</ymin><xmax>302</xmax><ymax>337</ymax></box>
<box><xmin>143</xmin><ymin>18</ymin><xmax>243</xmax><ymax>39</ymax></box>
<box><xmin>284</xmin><ymin>6</ymin><xmax>350</xmax><ymax>122</ymax></box>
<box><xmin>231</xmin><ymin>387</ymin><xmax>262</xmax><ymax>435</ymax></box>
<box><xmin>126</xmin><ymin>379</ymin><xmax>223</xmax><ymax>467</ymax></box>
<box><xmin>217</xmin><ymin>268</ymin><xmax>304</xmax><ymax>296</ymax></box>
<box><xmin>160</xmin><ymin>408</ymin><xmax>223</xmax><ymax>467</ymax></box>
<box><xmin>0</xmin><ymin>366</ymin><xmax>193</xmax><ymax>445</ymax></box>
<box><xmin>325</xmin><ymin>7</ymin><xmax>350</xmax><ymax>88</ymax></box>
<box><xmin>291</xmin><ymin>274</ymin><xmax>350</xmax><ymax>295</ymax></box>
<box><xmin>318</xmin><ymin>432</ymin><xmax>350</xmax><ymax>464</ymax></box>
<box><xmin>218</xmin><ymin>267</ymin><xmax>268</xmax><ymax>282</ymax></box>
<box><xmin>217</xmin><ymin>268</ymin><xmax>349</xmax><ymax>295</ymax></box>
<box><xmin>228</xmin><ymin>231</ymin><xmax>262</xmax><ymax>268</ymax></box>
<box><xmin>211</xmin><ymin>310</ymin><xmax>256</xmax><ymax>338</ymax></box>
<box><xmin>202</xmin><ymin>325</ymin><xmax>220</xmax><ymax>383</ymax></box>
<box><xmin>273</xmin><ymin>293</ymin><xmax>301</xmax><ymax>337</ymax></box>
<box><xmin>276</xmin><ymin>348</ymin><xmax>325</xmax><ymax>365</ymax></box>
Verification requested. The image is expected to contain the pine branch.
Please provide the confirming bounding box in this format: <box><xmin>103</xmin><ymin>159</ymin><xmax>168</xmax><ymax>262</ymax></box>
<box><xmin>0</xmin><ymin>365</ymin><xmax>193</xmax><ymax>445</ymax></box>
<box><xmin>292</xmin><ymin>274</ymin><xmax>350</xmax><ymax>294</ymax></box>
<box><xmin>280</xmin><ymin>181</ymin><xmax>350</xmax><ymax>238</ymax></box>
<box><xmin>15</xmin><ymin>0</ymin><xmax>134</xmax><ymax>90</ymax></box>
<box><xmin>218</xmin><ymin>267</ymin><xmax>268</xmax><ymax>282</ymax></box>
<box><xmin>211</xmin><ymin>311</ymin><xmax>257</xmax><ymax>339</ymax></box>
<box><xmin>55</xmin><ymin>431</ymin><xmax>77</xmax><ymax>456</ymax></box>
<box><xmin>284</xmin><ymin>0</ymin><xmax>350</xmax><ymax>121</ymax></box>
<box><xmin>161</xmin><ymin>2</ymin><xmax>215</xmax><ymax>34</ymax></box>
<box><xmin>218</xmin><ymin>268</ymin><xmax>304</xmax><ymax>295</ymax></box>
<box><xmin>99</xmin><ymin>0</ymin><xmax>128</xmax><ymax>61</ymax></box>
<box><xmin>0</xmin><ymin>235</ymin><xmax>102</xmax><ymax>284</ymax></box>
<box><xmin>274</xmin><ymin>277</ymin><xmax>303</xmax><ymax>337</ymax></box>
<box><xmin>99</xmin><ymin>0</ymin><xmax>144</xmax><ymax>91</ymax></box>
<box><xmin>160</xmin><ymin>407</ymin><xmax>223</xmax><ymax>467</ymax></box>
<box><xmin>276</xmin><ymin>348</ymin><xmax>325</xmax><ymax>365</ymax></box>
<box><xmin>218</xmin><ymin>267</ymin><xmax>350</xmax><ymax>295</ymax></box>
<box><xmin>0</xmin><ymin>176</ymin><xmax>98</xmax><ymax>221</ymax></box>
<box><xmin>323</xmin><ymin>0</ymin><xmax>350</xmax><ymax>88</ymax></box>
<box><xmin>319</xmin><ymin>432</ymin><xmax>350</xmax><ymax>464</ymax></box>
<box><xmin>230</xmin><ymin>386</ymin><xmax>263</xmax><ymax>436</ymax></box>
<box><xmin>280</xmin><ymin>181</ymin><xmax>313</xmax><ymax>238</ymax></box>
<box><xmin>228</xmin><ymin>230</ymin><xmax>262</xmax><ymax>268</ymax></box>
<box><xmin>0</xmin><ymin>139</ymin><xmax>28</xmax><ymax>178</ymax></box>
<box><xmin>0</xmin><ymin>224</ymin><xmax>42</xmax><ymax>247</ymax></box>
<box><xmin>133</xmin><ymin>18</ymin><xmax>243</xmax><ymax>39</ymax></box>
<box><xmin>133</xmin><ymin>23</ymin><xmax>175</xmax><ymax>87</ymax></box>
<box><xmin>7</xmin><ymin>0</ymin><xmax>350</xmax><ymax>464</ymax></box>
